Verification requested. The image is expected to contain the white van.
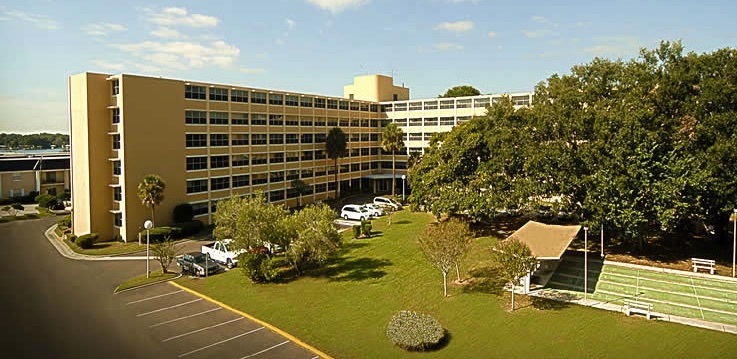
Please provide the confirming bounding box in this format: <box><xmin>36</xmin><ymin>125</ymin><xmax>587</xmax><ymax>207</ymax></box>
<box><xmin>340</xmin><ymin>204</ymin><xmax>371</xmax><ymax>221</ymax></box>
<box><xmin>373</xmin><ymin>196</ymin><xmax>401</xmax><ymax>210</ymax></box>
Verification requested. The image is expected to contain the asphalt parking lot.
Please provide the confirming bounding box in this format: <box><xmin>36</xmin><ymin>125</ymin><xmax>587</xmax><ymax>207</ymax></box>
<box><xmin>116</xmin><ymin>281</ymin><xmax>323</xmax><ymax>359</ymax></box>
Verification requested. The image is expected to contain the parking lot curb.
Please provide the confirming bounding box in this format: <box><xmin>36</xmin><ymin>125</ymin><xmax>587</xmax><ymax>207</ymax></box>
<box><xmin>168</xmin><ymin>281</ymin><xmax>334</xmax><ymax>359</ymax></box>
<box><xmin>113</xmin><ymin>272</ymin><xmax>184</xmax><ymax>294</ymax></box>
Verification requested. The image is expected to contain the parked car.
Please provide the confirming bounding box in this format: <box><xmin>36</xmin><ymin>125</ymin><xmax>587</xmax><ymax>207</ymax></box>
<box><xmin>177</xmin><ymin>252</ymin><xmax>221</xmax><ymax>277</ymax></box>
<box><xmin>373</xmin><ymin>196</ymin><xmax>401</xmax><ymax>210</ymax></box>
<box><xmin>340</xmin><ymin>204</ymin><xmax>371</xmax><ymax>221</ymax></box>
<box><xmin>362</xmin><ymin>203</ymin><xmax>385</xmax><ymax>217</ymax></box>
<box><xmin>201</xmin><ymin>239</ymin><xmax>245</xmax><ymax>269</ymax></box>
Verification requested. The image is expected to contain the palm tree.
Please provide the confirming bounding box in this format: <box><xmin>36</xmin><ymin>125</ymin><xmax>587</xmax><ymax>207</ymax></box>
<box><xmin>137</xmin><ymin>174</ymin><xmax>166</xmax><ymax>226</ymax></box>
<box><xmin>325</xmin><ymin>127</ymin><xmax>347</xmax><ymax>199</ymax></box>
<box><xmin>291</xmin><ymin>178</ymin><xmax>310</xmax><ymax>207</ymax></box>
<box><xmin>381</xmin><ymin>123</ymin><xmax>405</xmax><ymax>197</ymax></box>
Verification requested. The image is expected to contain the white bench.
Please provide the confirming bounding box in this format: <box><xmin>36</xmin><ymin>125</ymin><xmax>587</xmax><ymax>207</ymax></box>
<box><xmin>623</xmin><ymin>300</ymin><xmax>653</xmax><ymax>320</ymax></box>
<box><xmin>691</xmin><ymin>258</ymin><xmax>715</xmax><ymax>274</ymax></box>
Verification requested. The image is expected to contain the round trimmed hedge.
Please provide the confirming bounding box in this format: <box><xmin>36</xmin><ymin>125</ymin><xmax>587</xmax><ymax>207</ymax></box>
<box><xmin>387</xmin><ymin>310</ymin><xmax>445</xmax><ymax>351</ymax></box>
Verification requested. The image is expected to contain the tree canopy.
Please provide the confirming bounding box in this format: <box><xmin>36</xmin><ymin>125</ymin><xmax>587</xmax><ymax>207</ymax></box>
<box><xmin>137</xmin><ymin>174</ymin><xmax>166</xmax><ymax>226</ymax></box>
<box><xmin>492</xmin><ymin>239</ymin><xmax>537</xmax><ymax>311</ymax></box>
<box><xmin>381</xmin><ymin>123</ymin><xmax>406</xmax><ymax>197</ymax></box>
<box><xmin>439</xmin><ymin>85</ymin><xmax>481</xmax><ymax>98</ymax></box>
<box><xmin>409</xmin><ymin>41</ymin><xmax>737</xmax><ymax>251</ymax></box>
<box><xmin>417</xmin><ymin>218</ymin><xmax>473</xmax><ymax>297</ymax></box>
<box><xmin>326</xmin><ymin>127</ymin><xmax>347</xmax><ymax>199</ymax></box>
<box><xmin>0</xmin><ymin>133</ymin><xmax>68</xmax><ymax>149</ymax></box>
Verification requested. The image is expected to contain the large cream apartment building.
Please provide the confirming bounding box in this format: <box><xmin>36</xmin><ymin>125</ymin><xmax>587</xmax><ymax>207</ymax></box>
<box><xmin>69</xmin><ymin>72</ymin><xmax>531</xmax><ymax>241</ymax></box>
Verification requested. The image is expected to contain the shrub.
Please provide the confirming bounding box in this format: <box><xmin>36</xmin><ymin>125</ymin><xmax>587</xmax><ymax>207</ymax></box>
<box><xmin>141</xmin><ymin>226</ymin><xmax>182</xmax><ymax>242</ymax></box>
<box><xmin>360</xmin><ymin>220</ymin><xmax>372</xmax><ymax>237</ymax></box>
<box><xmin>175</xmin><ymin>220</ymin><xmax>204</xmax><ymax>237</ymax></box>
<box><xmin>35</xmin><ymin>194</ymin><xmax>58</xmax><ymax>208</ymax></box>
<box><xmin>172</xmin><ymin>203</ymin><xmax>194</xmax><ymax>223</ymax></box>
<box><xmin>239</xmin><ymin>251</ymin><xmax>278</xmax><ymax>282</ymax></box>
<box><xmin>11</xmin><ymin>203</ymin><xmax>23</xmax><ymax>211</ymax></box>
<box><xmin>387</xmin><ymin>310</ymin><xmax>445</xmax><ymax>351</ymax></box>
<box><xmin>66</xmin><ymin>234</ymin><xmax>77</xmax><ymax>243</ymax></box>
<box><xmin>75</xmin><ymin>233</ymin><xmax>99</xmax><ymax>249</ymax></box>
<box><xmin>352</xmin><ymin>225</ymin><xmax>362</xmax><ymax>238</ymax></box>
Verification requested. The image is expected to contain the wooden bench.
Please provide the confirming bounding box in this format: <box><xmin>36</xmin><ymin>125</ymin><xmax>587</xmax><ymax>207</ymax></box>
<box><xmin>623</xmin><ymin>300</ymin><xmax>653</xmax><ymax>320</ymax></box>
<box><xmin>691</xmin><ymin>258</ymin><xmax>715</xmax><ymax>274</ymax></box>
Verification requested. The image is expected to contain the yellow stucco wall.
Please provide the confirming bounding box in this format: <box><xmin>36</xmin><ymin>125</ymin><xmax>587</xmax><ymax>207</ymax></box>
<box><xmin>344</xmin><ymin>74</ymin><xmax>410</xmax><ymax>102</ymax></box>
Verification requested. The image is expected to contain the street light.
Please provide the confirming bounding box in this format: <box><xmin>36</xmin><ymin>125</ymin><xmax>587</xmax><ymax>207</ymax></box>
<box><xmin>584</xmin><ymin>226</ymin><xmax>588</xmax><ymax>305</ymax></box>
<box><xmin>733</xmin><ymin>209</ymin><xmax>736</xmax><ymax>278</ymax></box>
<box><xmin>401</xmin><ymin>175</ymin><xmax>406</xmax><ymax>203</ymax></box>
<box><xmin>144</xmin><ymin>219</ymin><xmax>153</xmax><ymax>278</ymax></box>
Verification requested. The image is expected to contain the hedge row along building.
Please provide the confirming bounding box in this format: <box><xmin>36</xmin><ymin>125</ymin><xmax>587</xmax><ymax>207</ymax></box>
<box><xmin>68</xmin><ymin>73</ymin><xmax>531</xmax><ymax>241</ymax></box>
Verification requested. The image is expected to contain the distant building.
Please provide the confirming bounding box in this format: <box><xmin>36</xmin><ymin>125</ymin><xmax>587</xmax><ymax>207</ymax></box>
<box><xmin>0</xmin><ymin>155</ymin><xmax>70</xmax><ymax>198</ymax></box>
<box><xmin>69</xmin><ymin>72</ymin><xmax>531</xmax><ymax>241</ymax></box>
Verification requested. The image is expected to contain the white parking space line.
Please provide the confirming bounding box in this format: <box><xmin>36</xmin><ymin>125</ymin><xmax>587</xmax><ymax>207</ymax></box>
<box><xmin>237</xmin><ymin>340</ymin><xmax>290</xmax><ymax>359</ymax></box>
<box><xmin>177</xmin><ymin>327</ymin><xmax>265</xmax><ymax>357</ymax></box>
<box><xmin>162</xmin><ymin>317</ymin><xmax>244</xmax><ymax>342</ymax></box>
<box><xmin>690</xmin><ymin>278</ymin><xmax>705</xmax><ymax>319</ymax></box>
<box><xmin>149</xmin><ymin>307</ymin><xmax>223</xmax><ymax>328</ymax></box>
<box><xmin>136</xmin><ymin>298</ymin><xmax>203</xmax><ymax>317</ymax></box>
<box><xmin>126</xmin><ymin>290</ymin><xmax>184</xmax><ymax>305</ymax></box>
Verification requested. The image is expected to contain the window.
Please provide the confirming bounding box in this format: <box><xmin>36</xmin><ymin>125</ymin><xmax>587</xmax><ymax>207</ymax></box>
<box><xmin>113</xmin><ymin>187</ymin><xmax>122</xmax><ymax>201</ymax></box>
<box><xmin>269</xmin><ymin>134</ymin><xmax>284</xmax><ymax>144</ymax></box>
<box><xmin>111</xmin><ymin>79</ymin><xmax>119</xmax><ymax>95</ymax></box>
<box><xmin>381</xmin><ymin>104</ymin><xmax>393</xmax><ymax>112</ymax></box>
<box><xmin>457</xmin><ymin>116</ymin><xmax>471</xmax><ymax>124</ymax></box>
<box><xmin>285</xmin><ymin>95</ymin><xmax>299</xmax><ymax>106</ymax></box>
<box><xmin>185</xmin><ymin>110</ymin><xmax>207</xmax><ymax>124</ymax></box>
<box><xmin>350</xmin><ymin>134</ymin><xmax>359</xmax><ymax>142</ymax></box>
<box><xmin>350</xmin><ymin>102</ymin><xmax>359</xmax><ymax>111</ymax></box>
<box><xmin>301</xmin><ymin>168</ymin><xmax>314</xmax><ymax>178</ymax></box>
<box><xmin>394</xmin><ymin>103</ymin><xmax>407</xmax><ymax>111</ymax></box>
<box><xmin>114</xmin><ymin>213</ymin><xmax>122</xmax><ymax>227</ymax></box>
<box><xmin>370</xmin><ymin>104</ymin><xmax>379</xmax><ymax>112</ymax></box>
<box><xmin>285</xmin><ymin>133</ymin><xmax>299</xmax><ymax>144</ymax></box>
<box><xmin>440</xmin><ymin>117</ymin><xmax>455</xmax><ymax>126</ymax></box>
<box><xmin>314</xmin><ymin>133</ymin><xmax>326</xmax><ymax>143</ymax></box>
<box><xmin>315</xmin><ymin>117</ymin><xmax>326</xmax><ymax>126</ymax></box>
<box><xmin>409</xmin><ymin>118</ymin><xmax>423</xmax><ymax>126</ymax></box>
<box><xmin>361</xmin><ymin>162</ymin><xmax>369</xmax><ymax>170</ymax></box>
<box><xmin>328</xmin><ymin>118</ymin><xmax>338</xmax><ymax>127</ymax></box>
<box><xmin>424</xmin><ymin>101</ymin><xmax>438</xmax><ymax>110</ymax></box>
<box><xmin>251</xmin><ymin>134</ymin><xmax>267</xmax><ymax>145</ymax></box>
<box><xmin>301</xmin><ymin>97</ymin><xmax>313</xmax><ymax>107</ymax></box>
<box><xmin>187</xmin><ymin>179</ymin><xmax>208</xmax><ymax>194</ymax></box>
<box><xmin>209</xmin><ymin>134</ymin><xmax>229</xmax><ymax>147</ymax></box>
<box><xmin>457</xmin><ymin>99</ymin><xmax>471</xmax><ymax>108</ymax></box>
<box><xmin>351</xmin><ymin>163</ymin><xmax>359</xmax><ymax>172</ymax></box>
<box><xmin>315</xmin><ymin>167</ymin><xmax>326</xmax><ymax>176</ymax></box>
<box><xmin>186</xmin><ymin>156</ymin><xmax>208</xmax><ymax>170</ymax></box>
<box><xmin>393</xmin><ymin>94</ymin><xmax>398</xmax><ymax>101</ymax></box>
<box><xmin>231</xmin><ymin>113</ymin><xmax>248</xmax><ymax>125</ymax></box>
<box><xmin>300</xmin><ymin>117</ymin><xmax>313</xmax><ymax>126</ymax></box>
<box><xmin>251</xmin><ymin>91</ymin><xmax>267</xmax><ymax>104</ymax></box>
<box><xmin>327</xmin><ymin>99</ymin><xmax>338</xmax><ymax>109</ymax></box>
<box><xmin>185</xmin><ymin>85</ymin><xmax>206</xmax><ymax>100</ymax></box>
<box><xmin>232</xmin><ymin>154</ymin><xmax>249</xmax><ymax>167</ymax></box>
<box><xmin>409</xmin><ymin>133</ymin><xmax>422</xmax><ymax>141</ymax></box>
<box><xmin>211</xmin><ymin>177</ymin><xmax>230</xmax><ymax>191</ymax></box>
<box><xmin>440</xmin><ymin>100</ymin><xmax>454</xmax><ymax>109</ymax></box>
<box><xmin>301</xmin><ymin>150</ymin><xmax>313</xmax><ymax>161</ymax></box>
<box><xmin>269</xmin><ymin>93</ymin><xmax>283</xmax><ymax>105</ymax></box>
<box><xmin>512</xmin><ymin>95</ymin><xmax>530</xmax><ymax>106</ymax></box>
<box><xmin>300</xmin><ymin>133</ymin><xmax>313</xmax><ymax>144</ymax></box>
<box><xmin>269</xmin><ymin>115</ymin><xmax>283</xmax><ymax>126</ymax></box>
<box><xmin>286</xmin><ymin>170</ymin><xmax>300</xmax><ymax>181</ymax></box>
<box><xmin>361</xmin><ymin>148</ymin><xmax>369</xmax><ymax>156</ymax></box>
<box><xmin>252</xmin><ymin>173</ymin><xmax>268</xmax><ymax>185</ymax></box>
<box><xmin>286</xmin><ymin>151</ymin><xmax>299</xmax><ymax>162</ymax></box>
<box><xmin>360</xmin><ymin>133</ymin><xmax>369</xmax><ymax>142</ymax></box>
<box><xmin>269</xmin><ymin>152</ymin><xmax>284</xmax><ymax>163</ymax></box>
<box><xmin>269</xmin><ymin>189</ymin><xmax>284</xmax><ymax>202</ymax></box>
<box><xmin>112</xmin><ymin>160</ymin><xmax>121</xmax><ymax>175</ymax></box>
<box><xmin>251</xmin><ymin>114</ymin><xmax>267</xmax><ymax>125</ymax></box>
<box><xmin>314</xmin><ymin>98</ymin><xmax>326</xmax><ymax>108</ymax></box>
<box><xmin>361</xmin><ymin>119</ymin><xmax>370</xmax><ymax>128</ymax></box>
<box><xmin>315</xmin><ymin>183</ymin><xmax>326</xmax><ymax>193</ymax></box>
<box><xmin>210</xmin><ymin>155</ymin><xmax>229</xmax><ymax>168</ymax></box>
<box><xmin>270</xmin><ymin>171</ymin><xmax>284</xmax><ymax>183</ymax></box>
<box><xmin>231</xmin><ymin>89</ymin><xmax>248</xmax><ymax>103</ymax></box>
<box><xmin>339</xmin><ymin>118</ymin><xmax>349</xmax><ymax>127</ymax></box>
<box><xmin>285</xmin><ymin>116</ymin><xmax>299</xmax><ymax>126</ymax></box>
<box><xmin>210</xmin><ymin>112</ymin><xmax>229</xmax><ymax>125</ymax></box>
<box><xmin>186</xmin><ymin>134</ymin><xmax>207</xmax><ymax>147</ymax></box>
<box><xmin>339</xmin><ymin>101</ymin><xmax>349</xmax><ymax>110</ymax></box>
<box><xmin>251</xmin><ymin>153</ymin><xmax>268</xmax><ymax>165</ymax></box>
<box><xmin>112</xmin><ymin>134</ymin><xmax>120</xmax><ymax>149</ymax></box>
<box><xmin>370</xmin><ymin>148</ymin><xmax>378</xmax><ymax>155</ymax></box>
<box><xmin>474</xmin><ymin>97</ymin><xmax>490</xmax><ymax>108</ymax></box>
<box><xmin>360</xmin><ymin>103</ymin><xmax>369</xmax><ymax>112</ymax></box>
<box><xmin>209</xmin><ymin>87</ymin><xmax>228</xmax><ymax>101</ymax></box>
<box><xmin>370</xmin><ymin>133</ymin><xmax>379</xmax><ymax>141</ymax></box>
<box><xmin>350</xmin><ymin>148</ymin><xmax>359</xmax><ymax>157</ymax></box>
<box><xmin>425</xmin><ymin>117</ymin><xmax>439</xmax><ymax>126</ymax></box>
<box><xmin>232</xmin><ymin>134</ymin><xmax>248</xmax><ymax>146</ymax></box>
<box><xmin>112</xmin><ymin>108</ymin><xmax>120</xmax><ymax>124</ymax></box>
<box><xmin>350</xmin><ymin>119</ymin><xmax>359</xmax><ymax>127</ymax></box>
<box><xmin>192</xmin><ymin>202</ymin><xmax>208</xmax><ymax>216</ymax></box>
<box><xmin>233</xmin><ymin>174</ymin><xmax>249</xmax><ymax>187</ymax></box>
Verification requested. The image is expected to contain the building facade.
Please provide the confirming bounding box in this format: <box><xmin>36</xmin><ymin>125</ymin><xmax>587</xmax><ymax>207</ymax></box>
<box><xmin>0</xmin><ymin>155</ymin><xmax>70</xmax><ymax>199</ymax></box>
<box><xmin>69</xmin><ymin>72</ymin><xmax>531</xmax><ymax>241</ymax></box>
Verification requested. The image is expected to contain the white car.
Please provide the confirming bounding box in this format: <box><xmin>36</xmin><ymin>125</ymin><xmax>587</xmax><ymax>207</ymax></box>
<box><xmin>340</xmin><ymin>204</ymin><xmax>371</xmax><ymax>221</ymax></box>
<box><xmin>373</xmin><ymin>196</ymin><xmax>401</xmax><ymax>210</ymax></box>
<box><xmin>362</xmin><ymin>204</ymin><xmax>385</xmax><ymax>217</ymax></box>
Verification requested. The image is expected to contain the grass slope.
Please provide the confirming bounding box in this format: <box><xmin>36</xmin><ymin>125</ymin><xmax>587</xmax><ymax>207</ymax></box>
<box><xmin>177</xmin><ymin>211</ymin><xmax>737</xmax><ymax>358</ymax></box>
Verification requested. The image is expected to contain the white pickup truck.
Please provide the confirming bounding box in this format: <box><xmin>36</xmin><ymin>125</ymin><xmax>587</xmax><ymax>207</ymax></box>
<box><xmin>201</xmin><ymin>239</ymin><xmax>244</xmax><ymax>269</ymax></box>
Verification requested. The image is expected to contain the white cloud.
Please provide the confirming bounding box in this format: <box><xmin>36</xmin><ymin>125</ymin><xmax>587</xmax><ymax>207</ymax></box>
<box><xmin>112</xmin><ymin>40</ymin><xmax>241</xmax><ymax>71</ymax></box>
<box><xmin>239</xmin><ymin>67</ymin><xmax>266</xmax><ymax>74</ymax></box>
<box><xmin>531</xmin><ymin>15</ymin><xmax>550</xmax><ymax>24</ymax></box>
<box><xmin>433</xmin><ymin>42</ymin><xmax>464</xmax><ymax>51</ymax></box>
<box><xmin>524</xmin><ymin>29</ymin><xmax>552</xmax><ymax>38</ymax></box>
<box><xmin>150</xmin><ymin>27</ymin><xmax>185</xmax><ymax>39</ymax></box>
<box><xmin>306</xmin><ymin>0</ymin><xmax>369</xmax><ymax>14</ymax></box>
<box><xmin>487</xmin><ymin>31</ymin><xmax>496</xmax><ymax>38</ymax></box>
<box><xmin>144</xmin><ymin>7</ymin><xmax>218</xmax><ymax>27</ymax></box>
<box><xmin>575</xmin><ymin>21</ymin><xmax>591</xmax><ymax>27</ymax></box>
<box><xmin>436</xmin><ymin>21</ymin><xmax>474</xmax><ymax>32</ymax></box>
<box><xmin>84</xmin><ymin>23</ymin><xmax>126</xmax><ymax>36</ymax></box>
<box><xmin>0</xmin><ymin>8</ymin><xmax>59</xmax><ymax>29</ymax></box>
<box><xmin>286</xmin><ymin>18</ymin><xmax>296</xmax><ymax>29</ymax></box>
<box><xmin>582</xmin><ymin>36</ymin><xmax>642</xmax><ymax>57</ymax></box>
<box><xmin>93</xmin><ymin>60</ymin><xmax>126</xmax><ymax>71</ymax></box>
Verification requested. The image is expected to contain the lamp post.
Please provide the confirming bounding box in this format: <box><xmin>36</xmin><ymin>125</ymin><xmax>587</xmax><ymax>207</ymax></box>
<box><xmin>733</xmin><ymin>209</ymin><xmax>736</xmax><ymax>278</ymax></box>
<box><xmin>144</xmin><ymin>220</ymin><xmax>153</xmax><ymax>278</ymax></box>
<box><xmin>600</xmin><ymin>219</ymin><xmax>605</xmax><ymax>259</ymax></box>
<box><xmin>584</xmin><ymin>226</ymin><xmax>588</xmax><ymax>305</ymax></box>
<box><xmin>401</xmin><ymin>175</ymin><xmax>406</xmax><ymax>203</ymax></box>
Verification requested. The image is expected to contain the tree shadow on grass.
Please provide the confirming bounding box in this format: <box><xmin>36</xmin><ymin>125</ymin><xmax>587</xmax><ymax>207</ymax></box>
<box><xmin>390</xmin><ymin>220</ymin><xmax>411</xmax><ymax>225</ymax></box>
<box><xmin>529</xmin><ymin>295</ymin><xmax>571</xmax><ymax>310</ymax></box>
<box><xmin>462</xmin><ymin>265</ymin><xmax>506</xmax><ymax>295</ymax></box>
<box><xmin>319</xmin><ymin>256</ymin><xmax>392</xmax><ymax>282</ymax></box>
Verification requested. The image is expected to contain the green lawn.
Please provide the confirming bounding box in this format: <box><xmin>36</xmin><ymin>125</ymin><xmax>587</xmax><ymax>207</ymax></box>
<box><xmin>63</xmin><ymin>237</ymin><xmax>149</xmax><ymax>256</ymax></box>
<box><xmin>176</xmin><ymin>211</ymin><xmax>737</xmax><ymax>358</ymax></box>
<box><xmin>115</xmin><ymin>270</ymin><xmax>179</xmax><ymax>292</ymax></box>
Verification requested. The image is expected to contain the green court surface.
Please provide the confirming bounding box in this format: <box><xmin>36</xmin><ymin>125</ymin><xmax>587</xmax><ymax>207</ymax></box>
<box><xmin>546</xmin><ymin>259</ymin><xmax>737</xmax><ymax>326</ymax></box>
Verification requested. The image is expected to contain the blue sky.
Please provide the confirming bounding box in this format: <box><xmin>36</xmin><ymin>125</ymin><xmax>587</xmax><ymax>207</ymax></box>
<box><xmin>1</xmin><ymin>0</ymin><xmax>735</xmax><ymax>134</ymax></box>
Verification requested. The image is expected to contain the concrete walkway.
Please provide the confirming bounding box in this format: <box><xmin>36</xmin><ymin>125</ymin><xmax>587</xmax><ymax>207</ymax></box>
<box><xmin>529</xmin><ymin>259</ymin><xmax>737</xmax><ymax>335</ymax></box>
